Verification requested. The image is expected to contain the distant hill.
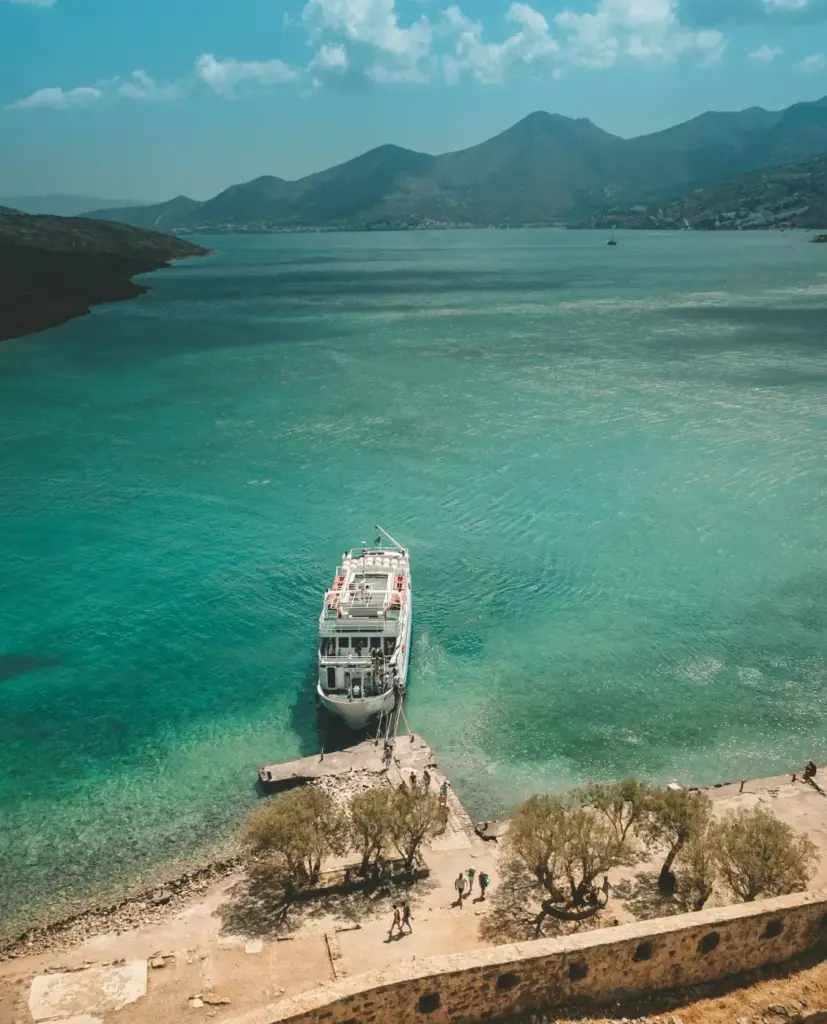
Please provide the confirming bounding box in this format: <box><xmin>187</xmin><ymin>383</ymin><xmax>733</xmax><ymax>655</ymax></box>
<box><xmin>85</xmin><ymin>95</ymin><xmax>827</xmax><ymax>233</ymax></box>
<box><xmin>0</xmin><ymin>211</ymin><xmax>209</xmax><ymax>343</ymax></box>
<box><xmin>0</xmin><ymin>195</ymin><xmax>149</xmax><ymax>217</ymax></box>
<box><xmin>579</xmin><ymin>153</ymin><xmax>827</xmax><ymax>231</ymax></box>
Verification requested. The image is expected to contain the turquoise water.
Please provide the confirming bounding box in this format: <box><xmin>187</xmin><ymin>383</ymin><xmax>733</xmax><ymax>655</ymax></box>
<box><xmin>2</xmin><ymin>229</ymin><xmax>827</xmax><ymax>939</ymax></box>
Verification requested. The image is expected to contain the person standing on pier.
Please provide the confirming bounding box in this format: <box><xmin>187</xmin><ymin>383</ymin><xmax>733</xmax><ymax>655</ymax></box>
<box><xmin>440</xmin><ymin>780</ymin><xmax>449</xmax><ymax>804</ymax></box>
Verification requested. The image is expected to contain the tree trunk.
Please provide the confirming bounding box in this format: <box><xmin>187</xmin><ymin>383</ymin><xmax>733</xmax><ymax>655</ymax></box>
<box><xmin>693</xmin><ymin>891</ymin><xmax>710</xmax><ymax>911</ymax></box>
<box><xmin>659</xmin><ymin>843</ymin><xmax>681</xmax><ymax>892</ymax></box>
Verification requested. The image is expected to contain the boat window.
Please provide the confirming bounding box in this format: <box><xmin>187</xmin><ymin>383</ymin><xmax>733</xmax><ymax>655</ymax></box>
<box><xmin>320</xmin><ymin>639</ymin><xmax>335</xmax><ymax>656</ymax></box>
<box><xmin>326</xmin><ymin>667</ymin><xmax>336</xmax><ymax>689</ymax></box>
<box><xmin>384</xmin><ymin>638</ymin><xmax>395</xmax><ymax>656</ymax></box>
<box><xmin>338</xmin><ymin>637</ymin><xmax>350</xmax><ymax>649</ymax></box>
<box><xmin>353</xmin><ymin>638</ymin><xmax>368</xmax><ymax>654</ymax></box>
<box><xmin>369</xmin><ymin>637</ymin><xmax>381</xmax><ymax>650</ymax></box>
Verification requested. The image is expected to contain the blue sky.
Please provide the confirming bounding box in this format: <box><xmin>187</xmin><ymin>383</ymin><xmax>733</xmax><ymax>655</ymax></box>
<box><xmin>2</xmin><ymin>0</ymin><xmax>826</xmax><ymax>201</ymax></box>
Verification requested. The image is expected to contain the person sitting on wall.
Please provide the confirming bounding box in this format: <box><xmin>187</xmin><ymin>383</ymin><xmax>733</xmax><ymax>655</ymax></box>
<box><xmin>804</xmin><ymin>760</ymin><xmax>817</xmax><ymax>781</ymax></box>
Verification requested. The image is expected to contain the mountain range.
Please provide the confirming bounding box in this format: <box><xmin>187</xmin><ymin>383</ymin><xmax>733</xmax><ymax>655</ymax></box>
<box><xmin>1</xmin><ymin>195</ymin><xmax>147</xmax><ymax>218</ymax></box>
<box><xmin>85</xmin><ymin>95</ymin><xmax>827</xmax><ymax>233</ymax></box>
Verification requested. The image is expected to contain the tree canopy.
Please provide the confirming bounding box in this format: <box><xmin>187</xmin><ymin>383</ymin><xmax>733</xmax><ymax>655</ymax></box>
<box><xmin>640</xmin><ymin>789</ymin><xmax>712</xmax><ymax>890</ymax></box>
<box><xmin>509</xmin><ymin>794</ymin><xmax>627</xmax><ymax>905</ymax></box>
<box><xmin>714</xmin><ymin>806</ymin><xmax>818</xmax><ymax>903</ymax></box>
<box><xmin>349</xmin><ymin>787</ymin><xmax>396</xmax><ymax>871</ymax></box>
<box><xmin>243</xmin><ymin>786</ymin><xmax>348</xmax><ymax>885</ymax></box>
<box><xmin>389</xmin><ymin>785</ymin><xmax>447</xmax><ymax>870</ymax></box>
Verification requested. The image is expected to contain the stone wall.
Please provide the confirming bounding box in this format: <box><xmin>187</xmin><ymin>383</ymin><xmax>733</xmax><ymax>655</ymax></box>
<box><xmin>231</xmin><ymin>890</ymin><xmax>827</xmax><ymax>1024</ymax></box>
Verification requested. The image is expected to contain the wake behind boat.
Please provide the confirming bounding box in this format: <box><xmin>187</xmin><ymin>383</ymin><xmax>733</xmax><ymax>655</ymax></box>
<box><xmin>316</xmin><ymin>526</ymin><xmax>412</xmax><ymax>730</ymax></box>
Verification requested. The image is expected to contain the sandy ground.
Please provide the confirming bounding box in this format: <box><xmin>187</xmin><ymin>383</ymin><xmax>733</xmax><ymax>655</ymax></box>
<box><xmin>1</xmin><ymin>771</ymin><xmax>825</xmax><ymax>1024</ymax></box>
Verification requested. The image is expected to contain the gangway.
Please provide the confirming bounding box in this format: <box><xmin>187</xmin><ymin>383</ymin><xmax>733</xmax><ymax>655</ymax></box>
<box><xmin>375</xmin><ymin>681</ymin><xmax>409</xmax><ymax>765</ymax></box>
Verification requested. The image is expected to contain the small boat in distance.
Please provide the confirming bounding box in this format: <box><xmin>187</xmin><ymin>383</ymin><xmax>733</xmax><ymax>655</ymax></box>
<box><xmin>607</xmin><ymin>225</ymin><xmax>618</xmax><ymax>246</ymax></box>
<box><xmin>316</xmin><ymin>526</ymin><xmax>412</xmax><ymax>730</ymax></box>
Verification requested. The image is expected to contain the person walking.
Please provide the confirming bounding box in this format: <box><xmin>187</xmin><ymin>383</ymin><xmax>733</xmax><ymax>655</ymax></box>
<box><xmin>388</xmin><ymin>904</ymin><xmax>402</xmax><ymax>939</ymax></box>
<box><xmin>402</xmin><ymin>902</ymin><xmax>413</xmax><ymax>934</ymax></box>
<box><xmin>422</xmin><ymin>769</ymin><xmax>431</xmax><ymax>789</ymax></box>
<box><xmin>478</xmin><ymin>871</ymin><xmax>489</xmax><ymax>900</ymax></box>
<box><xmin>439</xmin><ymin>780</ymin><xmax>449</xmax><ymax>804</ymax></box>
<box><xmin>466</xmin><ymin>866</ymin><xmax>476</xmax><ymax>894</ymax></box>
<box><xmin>455</xmin><ymin>872</ymin><xmax>466</xmax><ymax>907</ymax></box>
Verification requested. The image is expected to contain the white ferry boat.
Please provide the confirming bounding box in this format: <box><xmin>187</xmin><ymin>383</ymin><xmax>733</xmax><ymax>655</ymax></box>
<box><xmin>316</xmin><ymin>526</ymin><xmax>411</xmax><ymax>730</ymax></box>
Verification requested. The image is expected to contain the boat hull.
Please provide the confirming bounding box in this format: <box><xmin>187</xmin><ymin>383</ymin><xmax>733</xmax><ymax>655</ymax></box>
<box><xmin>316</xmin><ymin>686</ymin><xmax>395</xmax><ymax>730</ymax></box>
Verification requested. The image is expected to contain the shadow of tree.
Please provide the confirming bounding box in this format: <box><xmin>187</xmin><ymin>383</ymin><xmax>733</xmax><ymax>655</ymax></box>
<box><xmin>217</xmin><ymin>867</ymin><xmax>439</xmax><ymax>939</ymax></box>
<box><xmin>613</xmin><ymin>871</ymin><xmax>683</xmax><ymax>921</ymax></box>
<box><xmin>477</xmin><ymin>860</ymin><xmax>610</xmax><ymax>945</ymax></box>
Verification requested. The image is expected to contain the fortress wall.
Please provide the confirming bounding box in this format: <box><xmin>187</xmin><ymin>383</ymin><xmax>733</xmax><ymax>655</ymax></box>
<box><xmin>230</xmin><ymin>890</ymin><xmax>827</xmax><ymax>1024</ymax></box>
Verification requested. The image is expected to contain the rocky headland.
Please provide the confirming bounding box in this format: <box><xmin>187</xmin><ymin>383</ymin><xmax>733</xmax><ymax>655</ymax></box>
<box><xmin>0</xmin><ymin>208</ymin><xmax>210</xmax><ymax>343</ymax></box>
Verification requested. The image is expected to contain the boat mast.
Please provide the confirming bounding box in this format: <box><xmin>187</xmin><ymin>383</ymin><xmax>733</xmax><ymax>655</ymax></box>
<box><xmin>375</xmin><ymin>524</ymin><xmax>405</xmax><ymax>553</ymax></box>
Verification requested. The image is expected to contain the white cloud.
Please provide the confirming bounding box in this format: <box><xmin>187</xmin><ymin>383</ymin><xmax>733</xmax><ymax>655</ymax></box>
<box><xmin>6</xmin><ymin>85</ymin><xmax>102</xmax><ymax>110</ymax></box>
<box><xmin>302</xmin><ymin>0</ymin><xmax>433</xmax><ymax>82</ymax></box>
<box><xmin>7</xmin><ymin>70</ymin><xmax>184</xmax><ymax>110</ymax></box>
<box><xmin>797</xmin><ymin>51</ymin><xmax>826</xmax><ymax>71</ymax></box>
<box><xmin>302</xmin><ymin>0</ymin><xmax>431</xmax><ymax>58</ymax></box>
<box><xmin>555</xmin><ymin>0</ymin><xmax>727</xmax><ymax>68</ymax></box>
<box><xmin>764</xmin><ymin>0</ymin><xmax>808</xmax><ymax>10</ymax></box>
<box><xmin>117</xmin><ymin>70</ymin><xmax>182</xmax><ymax>102</ymax></box>
<box><xmin>2</xmin><ymin>0</ymin><xmax>55</xmax><ymax>6</ymax></box>
<box><xmin>195</xmin><ymin>54</ymin><xmax>298</xmax><ymax>97</ymax></box>
<box><xmin>441</xmin><ymin>3</ymin><xmax>560</xmax><ymax>84</ymax></box>
<box><xmin>310</xmin><ymin>43</ymin><xmax>349</xmax><ymax>71</ymax></box>
<box><xmin>749</xmin><ymin>43</ymin><xmax>783</xmax><ymax>60</ymax></box>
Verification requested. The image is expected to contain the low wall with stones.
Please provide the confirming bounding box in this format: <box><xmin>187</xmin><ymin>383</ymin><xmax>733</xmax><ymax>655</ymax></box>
<box><xmin>231</xmin><ymin>890</ymin><xmax>827</xmax><ymax>1024</ymax></box>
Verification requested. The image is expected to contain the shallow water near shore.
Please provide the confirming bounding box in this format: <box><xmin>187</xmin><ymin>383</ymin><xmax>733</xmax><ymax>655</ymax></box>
<box><xmin>2</xmin><ymin>229</ymin><xmax>827</xmax><ymax>941</ymax></box>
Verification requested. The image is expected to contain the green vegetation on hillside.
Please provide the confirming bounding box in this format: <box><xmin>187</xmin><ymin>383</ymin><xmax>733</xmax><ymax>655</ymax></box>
<box><xmin>580</xmin><ymin>153</ymin><xmax>827</xmax><ymax>231</ymax></box>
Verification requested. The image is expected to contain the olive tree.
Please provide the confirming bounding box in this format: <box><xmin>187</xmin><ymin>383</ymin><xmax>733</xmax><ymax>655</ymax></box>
<box><xmin>509</xmin><ymin>794</ymin><xmax>627</xmax><ymax>905</ymax></box>
<box><xmin>390</xmin><ymin>785</ymin><xmax>447</xmax><ymax>870</ymax></box>
<box><xmin>582</xmin><ymin>778</ymin><xmax>651</xmax><ymax>846</ymax></box>
<box><xmin>562</xmin><ymin>806</ymin><xmax>626</xmax><ymax>904</ymax></box>
<box><xmin>640</xmin><ymin>789</ymin><xmax>712</xmax><ymax>892</ymax></box>
<box><xmin>349</xmin><ymin>787</ymin><xmax>396</xmax><ymax>871</ymax></box>
<box><xmin>243</xmin><ymin>786</ymin><xmax>348</xmax><ymax>886</ymax></box>
<box><xmin>508</xmin><ymin>795</ymin><xmax>568</xmax><ymax>899</ymax></box>
<box><xmin>714</xmin><ymin>806</ymin><xmax>818</xmax><ymax>903</ymax></box>
<box><xmin>675</xmin><ymin>825</ymin><xmax>718</xmax><ymax>911</ymax></box>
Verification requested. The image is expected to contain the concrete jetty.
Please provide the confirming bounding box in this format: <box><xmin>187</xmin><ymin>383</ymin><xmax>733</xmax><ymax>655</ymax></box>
<box><xmin>258</xmin><ymin>733</ymin><xmax>437</xmax><ymax>790</ymax></box>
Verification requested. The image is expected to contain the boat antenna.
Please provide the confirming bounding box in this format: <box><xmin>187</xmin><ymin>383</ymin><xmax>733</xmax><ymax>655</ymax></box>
<box><xmin>375</xmin><ymin>524</ymin><xmax>405</xmax><ymax>552</ymax></box>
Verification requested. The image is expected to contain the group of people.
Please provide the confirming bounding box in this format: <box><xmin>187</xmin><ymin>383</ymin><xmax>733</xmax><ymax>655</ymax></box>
<box><xmin>387</xmin><ymin>901</ymin><xmax>413</xmax><ymax>939</ymax></box>
<box><xmin>397</xmin><ymin>768</ymin><xmax>447</xmax><ymax>796</ymax></box>
<box><xmin>454</xmin><ymin>866</ymin><xmax>490</xmax><ymax>906</ymax></box>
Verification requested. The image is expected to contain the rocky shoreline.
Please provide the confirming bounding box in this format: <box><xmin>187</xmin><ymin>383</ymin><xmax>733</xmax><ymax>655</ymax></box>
<box><xmin>0</xmin><ymin>209</ymin><xmax>211</xmax><ymax>344</ymax></box>
<box><xmin>0</xmin><ymin>853</ymin><xmax>241</xmax><ymax>963</ymax></box>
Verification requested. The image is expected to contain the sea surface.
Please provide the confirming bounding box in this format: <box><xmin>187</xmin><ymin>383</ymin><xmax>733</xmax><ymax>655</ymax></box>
<box><xmin>2</xmin><ymin>229</ymin><xmax>827</xmax><ymax>939</ymax></box>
